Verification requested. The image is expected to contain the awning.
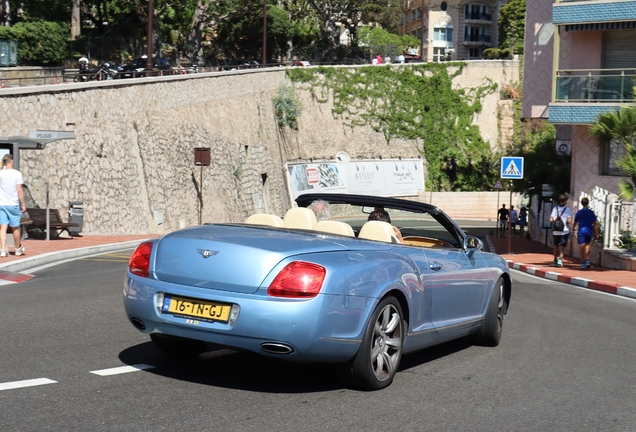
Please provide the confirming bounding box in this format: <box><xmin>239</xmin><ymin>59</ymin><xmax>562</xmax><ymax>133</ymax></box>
<box><xmin>565</xmin><ymin>21</ymin><xmax>636</xmax><ymax>32</ymax></box>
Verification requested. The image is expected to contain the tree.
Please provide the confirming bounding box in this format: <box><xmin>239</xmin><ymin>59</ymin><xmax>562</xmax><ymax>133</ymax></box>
<box><xmin>514</xmin><ymin>120</ymin><xmax>570</xmax><ymax>196</ymax></box>
<box><xmin>358</xmin><ymin>26</ymin><xmax>420</xmax><ymax>56</ymax></box>
<box><xmin>0</xmin><ymin>21</ymin><xmax>69</xmax><ymax>64</ymax></box>
<box><xmin>589</xmin><ymin>107</ymin><xmax>636</xmax><ymax>199</ymax></box>
<box><xmin>498</xmin><ymin>0</ymin><xmax>525</xmax><ymax>55</ymax></box>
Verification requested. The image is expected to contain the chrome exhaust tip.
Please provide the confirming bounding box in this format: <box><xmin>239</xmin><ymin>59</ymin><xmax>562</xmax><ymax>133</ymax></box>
<box><xmin>260</xmin><ymin>342</ymin><xmax>294</xmax><ymax>354</ymax></box>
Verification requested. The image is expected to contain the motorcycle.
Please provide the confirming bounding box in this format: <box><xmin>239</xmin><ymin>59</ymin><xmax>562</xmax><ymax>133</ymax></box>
<box><xmin>74</xmin><ymin>61</ymin><xmax>120</xmax><ymax>82</ymax></box>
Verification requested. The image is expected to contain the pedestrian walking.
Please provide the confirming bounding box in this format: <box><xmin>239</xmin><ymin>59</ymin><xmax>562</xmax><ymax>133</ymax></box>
<box><xmin>510</xmin><ymin>205</ymin><xmax>518</xmax><ymax>234</ymax></box>
<box><xmin>0</xmin><ymin>154</ymin><xmax>26</xmax><ymax>257</ymax></box>
<box><xmin>550</xmin><ymin>194</ymin><xmax>573</xmax><ymax>267</ymax></box>
<box><xmin>572</xmin><ymin>197</ymin><xmax>598</xmax><ymax>269</ymax></box>
<box><xmin>497</xmin><ymin>204</ymin><xmax>509</xmax><ymax>238</ymax></box>
<box><xmin>519</xmin><ymin>206</ymin><xmax>528</xmax><ymax>236</ymax></box>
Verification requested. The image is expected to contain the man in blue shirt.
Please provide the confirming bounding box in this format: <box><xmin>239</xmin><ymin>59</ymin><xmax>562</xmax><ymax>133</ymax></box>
<box><xmin>572</xmin><ymin>197</ymin><xmax>598</xmax><ymax>269</ymax></box>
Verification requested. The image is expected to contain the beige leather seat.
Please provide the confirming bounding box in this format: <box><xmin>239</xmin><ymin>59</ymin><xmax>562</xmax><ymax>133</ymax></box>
<box><xmin>313</xmin><ymin>220</ymin><xmax>355</xmax><ymax>237</ymax></box>
<box><xmin>358</xmin><ymin>221</ymin><xmax>398</xmax><ymax>243</ymax></box>
<box><xmin>283</xmin><ymin>207</ymin><xmax>317</xmax><ymax>229</ymax></box>
<box><xmin>245</xmin><ymin>213</ymin><xmax>284</xmax><ymax>227</ymax></box>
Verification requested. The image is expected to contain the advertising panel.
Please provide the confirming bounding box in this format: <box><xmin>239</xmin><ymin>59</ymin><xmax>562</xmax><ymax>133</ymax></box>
<box><xmin>286</xmin><ymin>158</ymin><xmax>424</xmax><ymax>202</ymax></box>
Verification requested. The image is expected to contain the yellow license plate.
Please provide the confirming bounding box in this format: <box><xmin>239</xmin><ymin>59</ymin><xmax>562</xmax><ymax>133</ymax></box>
<box><xmin>162</xmin><ymin>295</ymin><xmax>231</xmax><ymax>323</ymax></box>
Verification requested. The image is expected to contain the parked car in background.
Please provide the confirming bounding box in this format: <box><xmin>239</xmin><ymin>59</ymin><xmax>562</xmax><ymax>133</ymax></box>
<box><xmin>123</xmin><ymin>193</ymin><xmax>512</xmax><ymax>390</ymax></box>
<box><xmin>121</xmin><ymin>57</ymin><xmax>174</xmax><ymax>78</ymax></box>
<box><xmin>220</xmin><ymin>59</ymin><xmax>260</xmax><ymax>71</ymax></box>
<box><xmin>291</xmin><ymin>60</ymin><xmax>311</xmax><ymax>67</ymax></box>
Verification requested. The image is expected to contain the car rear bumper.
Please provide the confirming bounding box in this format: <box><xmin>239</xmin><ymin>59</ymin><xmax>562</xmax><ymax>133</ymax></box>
<box><xmin>124</xmin><ymin>274</ymin><xmax>370</xmax><ymax>362</ymax></box>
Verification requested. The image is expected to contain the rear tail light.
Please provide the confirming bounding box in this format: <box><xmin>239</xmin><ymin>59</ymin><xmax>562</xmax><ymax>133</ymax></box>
<box><xmin>267</xmin><ymin>261</ymin><xmax>326</xmax><ymax>298</ymax></box>
<box><xmin>129</xmin><ymin>242</ymin><xmax>154</xmax><ymax>278</ymax></box>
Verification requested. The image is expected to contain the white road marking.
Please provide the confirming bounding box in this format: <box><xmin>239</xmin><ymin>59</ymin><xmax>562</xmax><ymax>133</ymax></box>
<box><xmin>0</xmin><ymin>378</ymin><xmax>57</xmax><ymax>391</ymax></box>
<box><xmin>89</xmin><ymin>363</ymin><xmax>155</xmax><ymax>376</ymax></box>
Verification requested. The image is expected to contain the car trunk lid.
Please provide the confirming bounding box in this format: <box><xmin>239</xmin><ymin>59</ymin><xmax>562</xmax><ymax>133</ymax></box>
<box><xmin>152</xmin><ymin>224</ymin><xmax>349</xmax><ymax>294</ymax></box>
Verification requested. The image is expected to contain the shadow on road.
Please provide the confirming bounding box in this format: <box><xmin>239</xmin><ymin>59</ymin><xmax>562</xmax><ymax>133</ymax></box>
<box><xmin>119</xmin><ymin>337</ymin><xmax>474</xmax><ymax>393</ymax></box>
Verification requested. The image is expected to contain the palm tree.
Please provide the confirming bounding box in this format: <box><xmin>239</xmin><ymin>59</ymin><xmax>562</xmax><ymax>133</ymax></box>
<box><xmin>589</xmin><ymin>106</ymin><xmax>636</xmax><ymax>199</ymax></box>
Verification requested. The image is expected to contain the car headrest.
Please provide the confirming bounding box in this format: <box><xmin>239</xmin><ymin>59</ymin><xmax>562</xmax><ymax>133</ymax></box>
<box><xmin>313</xmin><ymin>220</ymin><xmax>355</xmax><ymax>237</ymax></box>
<box><xmin>245</xmin><ymin>213</ymin><xmax>284</xmax><ymax>227</ymax></box>
<box><xmin>359</xmin><ymin>221</ymin><xmax>396</xmax><ymax>243</ymax></box>
<box><xmin>283</xmin><ymin>207</ymin><xmax>317</xmax><ymax>229</ymax></box>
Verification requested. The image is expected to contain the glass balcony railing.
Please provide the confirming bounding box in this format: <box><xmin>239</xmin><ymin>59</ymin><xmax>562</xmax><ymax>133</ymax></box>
<box><xmin>555</xmin><ymin>69</ymin><xmax>636</xmax><ymax>102</ymax></box>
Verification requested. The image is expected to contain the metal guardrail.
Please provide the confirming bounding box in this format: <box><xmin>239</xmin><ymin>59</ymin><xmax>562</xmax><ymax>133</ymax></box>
<box><xmin>0</xmin><ymin>74</ymin><xmax>65</xmax><ymax>88</ymax></box>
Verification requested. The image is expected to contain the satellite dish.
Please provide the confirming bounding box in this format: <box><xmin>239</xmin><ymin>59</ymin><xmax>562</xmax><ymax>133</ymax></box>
<box><xmin>335</xmin><ymin>151</ymin><xmax>351</xmax><ymax>163</ymax></box>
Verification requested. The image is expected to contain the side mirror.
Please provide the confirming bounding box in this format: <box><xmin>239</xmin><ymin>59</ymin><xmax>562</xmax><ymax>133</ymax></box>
<box><xmin>464</xmin><ymin>235</ymin><xmax>483</xmax><ymax>251</ymax></box>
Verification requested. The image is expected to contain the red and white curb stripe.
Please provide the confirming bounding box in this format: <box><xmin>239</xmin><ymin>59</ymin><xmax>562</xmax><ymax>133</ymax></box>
<box><xmin>487</xmin><ymin>235</ymin><xmax>636</xmax><ymax>300</ymax></box>
<box><xmin>0</xmin><ymin>269</ymin><xmax>34</xmax><ymax>285</ymax></box>
<box><xmin>505</xmin><ymin>260</ymin><xmax>636</xmax><ymax>299</ymax></box>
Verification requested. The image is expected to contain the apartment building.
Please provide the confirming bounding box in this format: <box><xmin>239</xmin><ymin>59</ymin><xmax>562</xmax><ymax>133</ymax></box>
<box><xmin>523</xmin><ymin>0</ymin><xmax>636</xmax><ymax>200</ymax></box>
<box><xmin>397</xmin><ymin>0</ymin><xmax>505</xmax><ymax>62</ymax></box>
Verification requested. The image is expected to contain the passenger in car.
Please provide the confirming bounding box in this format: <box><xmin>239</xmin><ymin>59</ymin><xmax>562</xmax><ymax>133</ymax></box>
<box><xmin>367</xmin><ymin>209</ymin><xmax>403</xmax><ymax>243</ymax></box>
<box><xmin>308</xmin><ymin>200</ymin><xmax>332</xmax><ymax>222</ymax></box>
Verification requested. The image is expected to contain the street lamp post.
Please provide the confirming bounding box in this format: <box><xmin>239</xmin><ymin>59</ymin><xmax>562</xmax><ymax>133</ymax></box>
<box><xmin>146</xmin><ymin>0</ymin><xmax>154</xmax><ymax>71</ymax></box>
<box><xmin>262</xmin><ymin>0</ymin><xmax>267</xmax><ymax>66</ymax></box>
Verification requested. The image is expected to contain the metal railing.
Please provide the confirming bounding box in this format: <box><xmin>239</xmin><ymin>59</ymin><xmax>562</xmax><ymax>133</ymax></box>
<box><xmin>555</xmin><ymin>69</ymin><xmax>636</xmax><ymax>103</ymax></box>
<box><xmin>464</xmin><ymin>35</ymin><xmax>491</xmax><ymax>43</ymax></box>
<box><xmin>464</xmin><ymin>13</ymin><xmax>492</xmax><ymax>21</ymax></box>
<box><xmin>0</xmin><ymin>74</ymin><xmax>65</xmax><ymax>88</ymax></box>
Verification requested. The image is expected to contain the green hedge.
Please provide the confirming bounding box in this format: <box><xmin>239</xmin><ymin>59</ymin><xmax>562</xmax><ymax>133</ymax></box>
<box><xmin>0</xmin><ymin>21</ymin><xmax>69</xmax><ymax>65</ymax></box>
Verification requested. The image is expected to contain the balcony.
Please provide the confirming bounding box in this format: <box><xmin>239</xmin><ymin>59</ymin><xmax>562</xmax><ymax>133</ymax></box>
<box><xmin>555</xmin><ymin>69</ymin><xmax>635</xmax><ymax>102</ymax></box>
<box><xmin>463</xmin><ymin>35</ymin><xmax>491</xmax><ymax>45</ymax></box>
<box><xmin>464</xmin><ymin>12</ymin><xmax>492</xmax><ymax>23</ymax></box>
<box><xmin>549</xmin><ymin>69</ymin><xmax>635</xmax><ymax>124</ymax></box>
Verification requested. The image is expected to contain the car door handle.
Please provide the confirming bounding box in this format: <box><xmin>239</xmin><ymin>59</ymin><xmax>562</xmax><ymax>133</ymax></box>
<box><xmin>430</xmin><ymin>262</ymin><xmax>443</xmax><ymax>271</ymax></box>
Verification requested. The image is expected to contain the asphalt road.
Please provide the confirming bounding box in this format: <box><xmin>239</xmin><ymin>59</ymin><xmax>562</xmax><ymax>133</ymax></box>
<box><xmin>1</xmin><ymin>249</ymin><xmax>636</xmax><ymax>431</ymax></box>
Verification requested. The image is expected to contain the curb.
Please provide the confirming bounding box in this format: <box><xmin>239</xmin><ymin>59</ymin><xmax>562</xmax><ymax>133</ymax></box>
<box><xmin>0</xmin><ymin>239</ymin><xmax>147</xmax><ymax>274</ymax></box>
<box><xmin>505</xmin><ymin>260</ymin><xmax>636</xmax><ymax>300</ymax></box>
<box><xmin>486</xmin><ymin>236</ymin><xmax>636</xmax><ymax>301</ymax></box>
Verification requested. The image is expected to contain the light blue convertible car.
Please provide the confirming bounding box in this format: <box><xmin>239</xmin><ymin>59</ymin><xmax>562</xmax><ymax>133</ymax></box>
<box><xmin>124</xmin><ymin>193</ymin><xmax>511</xmax><ymax>390</ymax></box>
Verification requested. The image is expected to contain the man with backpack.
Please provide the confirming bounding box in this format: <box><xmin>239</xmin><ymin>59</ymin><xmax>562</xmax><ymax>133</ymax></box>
<box><xmin>550</xmin><ymin>194</ymin><xmax>573</xmax><ymax>267</ymax></box>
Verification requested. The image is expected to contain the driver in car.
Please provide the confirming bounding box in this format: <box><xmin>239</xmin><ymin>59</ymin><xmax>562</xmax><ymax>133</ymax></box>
<box><xmin>368</xmin><ymin>209</ymin><xmax>404</xmax><ymax>243</ymax></box>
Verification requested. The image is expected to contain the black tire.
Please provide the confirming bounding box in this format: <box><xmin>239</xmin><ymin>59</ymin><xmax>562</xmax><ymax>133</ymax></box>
<box><xmin>150</xmin><ymin>334</ymin><xmax>209</xmax><ymax>358</ymax></box>
<box><xmin>473</xmin><ymin>277</ymin><xmax>507</xmax><ymax>347</ymax></box>
<box><xmin>337</xmin><ymin>297</ymin><xmax>404</xmax><ymax>390</ymax></box>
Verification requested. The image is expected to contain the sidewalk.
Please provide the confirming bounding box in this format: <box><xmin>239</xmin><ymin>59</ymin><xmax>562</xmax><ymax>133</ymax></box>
<box><xmin>0</xmin><ymin>235</ymin><xmax>151</xmax><ymax>275</ymax></box>
<box><xmin>487</xmin><ymin>232</ymin><xmax>636</xmax><ymax>299</ymax></box>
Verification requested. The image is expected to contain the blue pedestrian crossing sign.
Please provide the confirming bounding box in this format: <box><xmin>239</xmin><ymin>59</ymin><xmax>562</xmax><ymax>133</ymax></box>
<box><xmin>500</xmin><ymin>157</ymin><xmax>524</xmax><ymax>179</ymax></box>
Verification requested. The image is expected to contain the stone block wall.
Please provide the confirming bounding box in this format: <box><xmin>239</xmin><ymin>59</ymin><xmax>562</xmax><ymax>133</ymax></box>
<box><xmin>0</xmin><ymin>61</ymin><xmax>517</xmax><ymax>235</ymax></box>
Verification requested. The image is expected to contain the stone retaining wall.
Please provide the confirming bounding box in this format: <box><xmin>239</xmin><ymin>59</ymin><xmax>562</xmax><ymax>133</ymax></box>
<box><xmin>0</xmin><ymin>61</ymin><xmax>518</xmax><ymax>234</ymax></box>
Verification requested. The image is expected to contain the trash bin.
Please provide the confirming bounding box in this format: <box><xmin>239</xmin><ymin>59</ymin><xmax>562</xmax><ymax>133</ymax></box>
<box><xmin>68</xmin><ymin>201</ymin><xmax>83</xmax><ymax>236</ymax></box>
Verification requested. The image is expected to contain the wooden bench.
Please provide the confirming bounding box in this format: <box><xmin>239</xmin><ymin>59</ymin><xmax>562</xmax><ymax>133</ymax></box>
<box><xmin>26</xmin><ymin>208</ymin><xmax>79</xmax><ymax>239</ymax></box>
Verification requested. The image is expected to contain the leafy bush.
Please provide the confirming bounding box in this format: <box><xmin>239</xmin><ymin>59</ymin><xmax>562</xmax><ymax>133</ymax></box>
<box><xmin>273</xmin><ymin>84</ymin><xmax>303</xmax><ymax>129</ymax></box>
<box><xmin>0</xmin><ymin>21</ymin><xmax>69</xmax><ymax>65</ymax></box>
<box><xmin>483</xmin><ymin>48</ymin><xmax>514</xmax><ymax>59</ymax></box>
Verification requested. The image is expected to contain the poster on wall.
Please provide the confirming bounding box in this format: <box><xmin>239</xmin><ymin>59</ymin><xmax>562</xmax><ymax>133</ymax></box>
<box><xmin>286</xmin><ymin>158</ymin><xmax>424</xmax><ymax>202</ymax></box>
